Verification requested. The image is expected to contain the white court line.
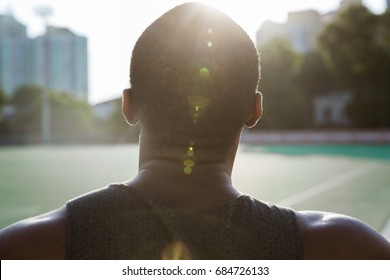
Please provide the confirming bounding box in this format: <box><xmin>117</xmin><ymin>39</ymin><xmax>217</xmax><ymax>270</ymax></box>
<box><xmin>277</xmin><ymin>162</ymin><xmax>378</xmax><ymax>207</ymax></box>
<box><xmin>380</xmin><ymin>218</ymin><xmax>390</xmax><ymax>241</ymax></box>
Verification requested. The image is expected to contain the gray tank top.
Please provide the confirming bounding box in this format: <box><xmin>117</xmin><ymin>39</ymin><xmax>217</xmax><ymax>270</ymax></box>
<box><xmin>66</xmin><ymin>184</ymin><xmax>303</xmax><ymax>259</ymax></box>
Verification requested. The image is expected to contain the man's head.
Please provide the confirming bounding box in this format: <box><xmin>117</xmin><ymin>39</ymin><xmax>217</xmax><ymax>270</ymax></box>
<box><xmin>125</xmin><ymin>3</ymin><xmax>261</xmax><ymax>148</ymax></box>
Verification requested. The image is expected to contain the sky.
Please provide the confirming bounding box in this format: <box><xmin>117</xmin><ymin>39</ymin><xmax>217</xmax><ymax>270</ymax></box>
<box><xmin>0</xmin><ymin>0</ymin><xmax>387</xmax><ymax>104</ymax></box>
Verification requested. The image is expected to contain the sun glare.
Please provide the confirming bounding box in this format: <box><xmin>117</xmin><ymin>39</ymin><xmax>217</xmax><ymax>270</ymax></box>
<box><xmin>193</xmin><ymin>0</ymin><xmax>289</xmax><ymax>39</ymax></box>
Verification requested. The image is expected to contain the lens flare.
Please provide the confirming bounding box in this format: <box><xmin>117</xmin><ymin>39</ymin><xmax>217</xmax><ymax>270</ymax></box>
<box><xmin>184</xmin><ymin>159</ymin><xmax>195</xmax><ymax>167</ymax></box>
<box><xmin>187</xmin><ymin>146</ymin><xmax>194</xmax><ymax>156</ymax></box>
<box><xmin>187</xmin><ymin>96</ymin><xmax>210</xmax><ymax>109</ymax></box>
<box><xmin>183</xmin><ymin>166</ymin><xmax>192</xmax><ymax>175</ymax></box>
<box><xmin>161</xmin><ymin>240</ymin><xmax>192</xmax><ymax>260</ymax></box>
<box><xmin>199</xmin><ymin>67</ymin><xmax>210</xmax><ymax>77</ymax></box>
<box><xmin>183</xmin><ymin>144</ymin><xmax>196</xmax><ymax>175</ymax></box>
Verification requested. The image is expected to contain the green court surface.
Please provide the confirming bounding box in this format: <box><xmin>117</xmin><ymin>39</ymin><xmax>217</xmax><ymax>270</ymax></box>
<box><xmin>0</xmin><ymin>144</ymin><xmax>389</xmax><ymax>236</ymax></box>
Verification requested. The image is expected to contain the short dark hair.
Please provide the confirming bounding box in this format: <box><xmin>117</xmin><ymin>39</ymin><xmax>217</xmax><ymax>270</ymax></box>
<box><xmin>130</xmin><ymin>3</ymin><xmax>259</xmax><ymax>146</ymax></box>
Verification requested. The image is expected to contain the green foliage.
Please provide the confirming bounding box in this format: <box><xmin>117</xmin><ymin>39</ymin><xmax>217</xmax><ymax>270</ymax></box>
<box><xmin>295</xmin><ymin>51</ymin><xmax>336</xmax><ymax>97</ymax></box>
<box><xmin>10</xmin><ymin>85</ymin><xmax>96</xmax><ymax>142</ymax></box>
<box><xmin>256</xmin><ymin>6</ymin><xmax>390</xmax><ymax>129</ymax></box>
<box><xmin>11</xmin><ymin>85</ymin><xmax>43</xmax><ymax>135</ymax></box>
<box><xmin>379</xmin><ymin>10</ymin><xmax>390</xmax><ymax>54</ymax></box>
<box><xmin>258</xmin><ymin>38</ymin><xmax>310</xmax><ymax>129</ymax></box>
<box><xmin>0</xmin><ymin>87</ymin><xmax>7</xmax><ymax>105</ymax></box>
<box><xmin>319</xmin><ymin>6</ymin><xmax>380</xmax><ymax>87</ymax></box>
<box><xmin>50</xmin><ymin>91</ymin><xmax>95</xmax><ymax>142</ymax></box>
<box><xmin>104</xmin><ymin>97</ymin><xmax>140</xmax><ymax>143</ymax></box>
<box><xmin>0</xmin><ymin>87</ymin><xmax>8</xmax><ymax>132</ymax></box>
<box><xmin>8</xmin><ymin>85</ymin><xmax>139</xmax><ymax>143</ymax></box>
<box><xmin>318</xmin><ymin>6</ymin><xmax>390</xmax><ymax>127</ymax></box>
<box><xmin>106</xmin><ymin>98</ymin><xmax>125</xmax><ymax>135</ymax></box>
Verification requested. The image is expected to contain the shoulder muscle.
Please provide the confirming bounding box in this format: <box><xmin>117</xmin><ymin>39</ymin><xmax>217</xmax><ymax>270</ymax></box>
<box><xmin>0</xmin><ymin>206</ymin><xmax>67</xmax><ymax>259</ymax></box>
<box><xmin>296</xmin><ymin>211</ymin><xmax>390</xmax><ymax>259</ymax></box>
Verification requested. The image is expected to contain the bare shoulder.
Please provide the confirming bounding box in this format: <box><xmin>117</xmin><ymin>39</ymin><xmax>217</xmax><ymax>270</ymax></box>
<box><xmin>296</xmin><ymin>211</ymin><xmax>390</xmax><ymax>259</ymax></box>
<box><xmin>0</xmin><ymin>206</ymin><xmax>67</xmax><ymax>260</ymax></box>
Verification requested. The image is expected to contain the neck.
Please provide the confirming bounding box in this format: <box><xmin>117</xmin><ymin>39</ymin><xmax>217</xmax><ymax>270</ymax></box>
<box><xmin>138</xmin><ymin>129</ymin><xmax>241</xmax><ymax>173</ymax></box>
<box><xmin>127</xmin><ymin>130</ymin><xmax>242</xmax><ymax>210</ymax></box>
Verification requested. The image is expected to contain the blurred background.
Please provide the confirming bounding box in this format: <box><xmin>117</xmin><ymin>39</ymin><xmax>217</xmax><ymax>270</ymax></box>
<box><xmin>0</xmin><ymin>0</ymin><xmax>389</xmax><ymax>143</ymax></box>
<box><xmin>0</xmin><ymin>0</ymin><xmax>389</xmax><ymax>238</ymax></box>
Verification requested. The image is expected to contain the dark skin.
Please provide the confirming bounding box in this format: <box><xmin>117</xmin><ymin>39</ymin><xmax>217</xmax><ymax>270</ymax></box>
<box><xmin>0</xmin><ymin>90</ymin><xmax>389</xmax><ymax>259</ymax></box>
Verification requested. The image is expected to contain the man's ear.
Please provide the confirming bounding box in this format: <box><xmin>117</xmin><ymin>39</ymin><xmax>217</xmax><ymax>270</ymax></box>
<box><xmin>122</xmin><ymin>88</ymin><xmax>139</xmax><ymax>126</ymax></box>
<box><xmin>244</xmin><ymin>91</ymin><xmax>263</xmax><ymax>128</ymax></box>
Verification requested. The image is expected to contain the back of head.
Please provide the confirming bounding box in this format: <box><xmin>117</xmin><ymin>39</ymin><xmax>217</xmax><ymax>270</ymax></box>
<box><xmin>130</xmin><ymin>2</ymin><xmax>259</xmax><ymax>147</ymax></box>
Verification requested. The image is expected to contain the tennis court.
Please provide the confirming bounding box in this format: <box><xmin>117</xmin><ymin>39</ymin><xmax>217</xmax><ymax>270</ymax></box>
<box><xmin>0</xmin><ymin>144</ymin><xmax>389</xmax><ymax>238</ymax></box>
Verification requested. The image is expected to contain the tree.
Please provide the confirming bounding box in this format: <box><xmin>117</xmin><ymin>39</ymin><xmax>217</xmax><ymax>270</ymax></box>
<box><xmin>50</xmin><ymin>91</ymin><xmax>95</xmax><ymax>142</ymax></box>
<box><xmin>0</xmin><ymin>87</ymin><xmax>8</xmax><ymax>132</ymax></box>
<box><xmin>318</xmin><ymin>6</ymin><xmax>390</xmax><ymax>127</ymax></box>
<box><xmin>11</xmin><ymin>85</ymin><xmax>43</xmax><ymax>137</ymax></box>
<box><xmin>104</xmin><ymin>97</ymin><xmax>139</xmax><ymax>143</ymax></box>
<box><xmin>293</xmin><ymin>51</ymin><xmax>337</xmax><ymax>128</ymax></box>
<box><xmin>11</xmin><ymin>85</ymin><xmax>96</xmax><ymax>143</ymax></box>
<box><xmin>257</xmin><ymin>38</ymin><xmax>309</xmax><ymax>129</ymax></box>
<box><xmin>0</xmin><ymin>87</ymin><xmax>6</xmax><ymax>105</ymax></box>
<box><xmin>295</xmin><ymin>51</ymin><xmax>336</xmax><ymax>97</ymax></box>
<box><xmin>319</xmin><ymin>6</ymin><xmax>379</xmax><ymax>87</ymax></box>
<box><xmin>378</xmin><ymin>10</ymin><xmax>390</xmax><ymax>59</ymax></box>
